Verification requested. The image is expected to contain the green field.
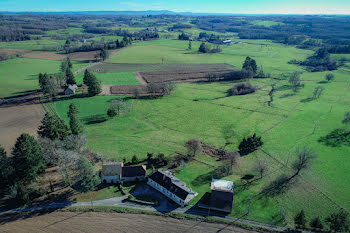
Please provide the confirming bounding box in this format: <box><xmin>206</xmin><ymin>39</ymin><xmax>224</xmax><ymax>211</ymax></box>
<box><xmin>75</xmin><ymin>72</ymin><xmax>139</xmax><ymax>85</ymax></box>
<box><xmin>0</xmin><ymin>58</ymin><xmax>88</xmax><ymax>98</ymax></box>
<box><xmin>0</xmin><ymin>38</ymin><xmax>65</xmax><ymax>51</ymax></box>
<box><xmin>49</xmin><ymin>38</ymin><xmax>350</xmax><ymax>226</ymax></box>
<box><xmin>107</xmin><ymin>39</ymin><xmax>311</xmax><ymax>76</ymax></box>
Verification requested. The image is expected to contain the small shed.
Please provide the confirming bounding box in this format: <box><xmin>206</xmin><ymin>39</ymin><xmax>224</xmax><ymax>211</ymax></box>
<box><xmin>210</xmin><ymin>179</ymin><xmax>234</xmax><ymax>213</ymax></box>
<box><xmin>64</xmin><ymin>85</ymin><xmax>78</xmax><ymax>95</ymax></box>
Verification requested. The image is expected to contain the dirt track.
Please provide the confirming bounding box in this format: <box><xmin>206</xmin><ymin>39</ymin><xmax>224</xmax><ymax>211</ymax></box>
<box><xmin>0</xmin><ymin>211</ymin><xmax>258</xmax><ymax>233</ymax></box>
<box><xmin>0</xmin><ymin>102</ymin><xmax>45</xmax><ymax>153</ymax></box>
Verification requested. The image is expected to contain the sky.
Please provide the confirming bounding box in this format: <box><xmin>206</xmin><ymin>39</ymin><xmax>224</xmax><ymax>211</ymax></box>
<box><xmin>0</xmin><ymin>0</ymin><xmax>350</xmax><ymax>15</ymax></box>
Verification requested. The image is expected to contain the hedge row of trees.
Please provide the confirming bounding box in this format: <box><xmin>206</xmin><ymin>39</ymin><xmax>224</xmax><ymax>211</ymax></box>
<box><xmin>294</xmin><ymin>209</ymin><xmax>349</xmax><ymax>232</ymax></box>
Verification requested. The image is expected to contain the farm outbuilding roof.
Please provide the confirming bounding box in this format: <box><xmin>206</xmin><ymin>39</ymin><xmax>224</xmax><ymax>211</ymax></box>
<box><xmin>149</xmin><ymin>170</ymin><xmax>196</xmax><ymax>201</ymax></box>
<box><xmin>210</xmin><ymin>190</ymin><xmax>234</xmax><ymax>213</ymax></box>
<box><xmin>101</xmin><ymin>162</ymin><xmax>123</xmax><ymax>176</ymax></box>
<box><xmin>122</xmin><ymin>165</ymin><xmax>146</xmax><ymax>178</ymax></box>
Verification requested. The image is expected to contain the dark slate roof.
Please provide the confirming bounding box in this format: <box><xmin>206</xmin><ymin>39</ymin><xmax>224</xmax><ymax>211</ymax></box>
<box><xmin>148</xmin><ymin>170</ymin><xmax>191</xmax><ymax>200</ymax></box>
<box><xmin>122</xmin><ymin>165</ymin><xmax>146</xmax><ymax>178</ymax></box>
<box><xmin>210</xmin><ymin>190</ymin><xmax>233</xmax><ymax>212</ymax></box>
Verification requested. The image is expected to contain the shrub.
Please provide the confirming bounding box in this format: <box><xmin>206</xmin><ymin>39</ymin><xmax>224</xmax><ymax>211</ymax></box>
<box><xmin>107</xmin><ymin>108</ymin><xmax>117</xmax><ymax>118</ymax></box>
<box><xmin>325</xmin><ymin>73</ymin><xmax>335</xmax><ymax>82</ymax></box>
<box><xmin>227</xmin><ymin>83</ymin><xmax>256</xmax><ymax>96</ymax></box>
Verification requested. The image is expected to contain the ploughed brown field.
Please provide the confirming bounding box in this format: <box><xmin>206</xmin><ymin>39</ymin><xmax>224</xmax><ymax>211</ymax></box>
<box><xmin>89</xmin><ymin>62</ymin><xmax>236</xmax><ymax>74</ymax></box>
<box><xmin>22</xmin><ymin>51</ymin><xmax>107</xmax><ymax>61</ymax></box>
<box><xmin>0</xmin><ymin>211</ymin><xmax>259</xmax><ymax>233</ymax></box>
<box><xmin>0</xmin><ymin>48</ymin><xmax>31</xmax><ymax>56</ymax></box>
<box><xmin>0</xmin><ymin>101</ymin><xmax>45</xmax><ymax>153</ymax></box>
<box><xmin>139</xmin><ymin>63</ymin><xmax>236</xmax><ymax>83</ymax></box>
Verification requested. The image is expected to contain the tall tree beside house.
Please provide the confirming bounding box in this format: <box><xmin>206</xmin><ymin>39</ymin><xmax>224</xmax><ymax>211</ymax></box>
<box><xmin>68</xmin><ymin>103</ymin><xmax>83</xmax><ymax>135</ymax></box>
<box><xmin>38</xmin><ymin>73</ymin><xmax>49</xmax><ymax>90</ymax></box>
<box><xmin>83</xmin><ymin>69</ymin><xmax>93</xmax><ymax>86</ymax></box>
<box><xmin>87</xmin><ymin>75</ymin><xmax>101</xmax><ymax>96</ymax></box>
<box><xmin>75</xmin><ymin>157</ymin><xmax>100</xmax><ymax>193</ymax></box>
<box><xmin>60</xmin><ymin>57</ymin><xmax>73</xmax><ymax>73</ymax></box>
<box><xmin>0</xmin><ymin>145</ymin><xmax>14</xmax><ymax>190</ymax></box>
<box><xmin>43</xmin><ymin>76</ymin><xmax>59</xmax><ymax>97</ymax></box>
<box><xmin>65</xmin><ymin>67</ymin><xmax>76</xmax><ymax>85</ymax></box>
<box><xmin>100</xmin><ymin>45</ymin><xmax>109</xmax><ymax>61</ymax></box>
<box><xmin>38</xmin><ymin>113</ymin><xmax>70</xmax><ymax>140</ymax></box>
<box><xmin>11</xmin><ymin>134</ymin><xmax>45</xmax><ymax>185</ymax></box>
<box><xmin>242</xmin><ymin>56</ymin><xmax>258</xmax><ymax>74</ymax></box>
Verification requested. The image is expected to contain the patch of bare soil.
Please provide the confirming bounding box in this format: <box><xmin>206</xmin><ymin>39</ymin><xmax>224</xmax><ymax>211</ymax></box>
<box><xmin>133</xmin><ymin>72</ymin><xmax>147</xmax><ymax>85</ymax></box>
<box><xmin>0</xmin><ymin>211</ymin><xmax>259</xmax><ymax>233</ymax></box>
<box><xmin>139</xmin><ymin>64</ymin><xmax>236</xmax><ymax>83</ymax></box>
<box><xmin>0</xmin><ymin>101</ymin><xmax>45</xmax><ymax>153</ymax></box>
<box><xmin>90</xmin><ymin>63</ymin><xmax>235</xmax><ymax>73</ymax></box>
<box><xmin>109</xmin><ymin>84</ymin><xmax>165</xmax><ymax>96</ymax></box>
<box><xmin>22</xmin><ymin>50</ymin><xmax>110</xmax><ymax>61</ymax></box>
<box><xmin>0</xmin><ymin>48</ymin><xmax>31</xmax><ymax>56</ymax></box>
<box><xmin>200</xmin><ymin>141</ymin><xmax>240</xmax><ymax>159</ymax></box>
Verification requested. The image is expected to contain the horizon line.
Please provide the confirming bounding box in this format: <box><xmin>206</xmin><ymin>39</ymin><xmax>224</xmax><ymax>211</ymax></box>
<box><xmin>0</xmin><ymin>10</ymin><xmax>349</xmax><ymax>16</ymax></box>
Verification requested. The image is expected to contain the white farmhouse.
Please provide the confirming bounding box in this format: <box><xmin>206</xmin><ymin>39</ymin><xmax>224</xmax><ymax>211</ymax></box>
<box><xmin>147</xmin><ymin>170</ymin><xmax>197</xmax><ymax>207</ymax></box>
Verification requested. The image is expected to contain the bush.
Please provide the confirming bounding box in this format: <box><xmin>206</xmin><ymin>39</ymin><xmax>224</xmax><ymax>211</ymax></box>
<box><xmin>325</xmin><ymin>73</ymin><xmax>335</xmax><ymax>82</ymax></box>
<box><xmin>227</xmin><ymin>83</ymin><xmax>256</xmax><ymax>96</ymax></box>
<box><xmin>107</xmin><ymin>108</ymin><xmax>117</xmax><ymax>118</ymax></box>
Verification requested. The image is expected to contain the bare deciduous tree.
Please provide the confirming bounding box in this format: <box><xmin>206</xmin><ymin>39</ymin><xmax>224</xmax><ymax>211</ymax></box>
<box><xmin>185</xmin><ymin>139</ymin><xmax>202</xmax><ymax>156</ymax></box>
<box><xmin>253</xmin><ymin>158</ymin><xmax>269</xmax><ymax>179</ymax></box>
<box><xmin>291</xmin><ymin>147</ymin><xmax>318</xmax><ymax>178</ymax></box>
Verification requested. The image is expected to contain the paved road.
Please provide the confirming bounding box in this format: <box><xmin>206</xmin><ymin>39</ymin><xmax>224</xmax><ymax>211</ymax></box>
<box><xmin>1</xmin><ymin>195</ymin><xmax>288</xmax><ymax>232</ymax></box>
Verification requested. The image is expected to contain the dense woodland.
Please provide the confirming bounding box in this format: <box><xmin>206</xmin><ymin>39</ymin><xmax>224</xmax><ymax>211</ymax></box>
<box><xmin>1</xmin><ymin>13</ymin><xmax>350</xmax><ymax>54</ymax></box>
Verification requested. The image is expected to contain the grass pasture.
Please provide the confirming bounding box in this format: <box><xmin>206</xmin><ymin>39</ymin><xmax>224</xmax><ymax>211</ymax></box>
<box><xmin>107</xmin><ymin>39</ymin><xmax>312</xmax><ymax>76</ymax></box>
<box><xmin>50</xmin><ymin>38</ymin><xmax>350</xmax><ymax>226</ymax></box>
<box><xmin>0</xmin><ymin>58</ymin><xmax>88</xmax><ymax>98</ymax></box>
